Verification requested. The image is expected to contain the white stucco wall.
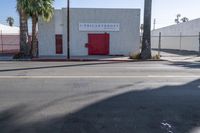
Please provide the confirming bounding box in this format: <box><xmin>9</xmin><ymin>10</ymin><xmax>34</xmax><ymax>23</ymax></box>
<box><xmin>38</xmin><ymin>10</ymin><xmax>67</xmax><ymax>56</ymax></box>
<box><xmin>38</xmin><ymin>8</ymin><xmax>140</xmax><ymax>56</ymax></box>
<box><xmin>151</xmin><ymin>18</ymin><xmax>200</xmax><ymax>52</ymax></box>
<box><xmin>0</xmin><ymin>24</ymin><xmax>19</xmax><ymax>35</ymax></box>
<box><xmin>55</xmin><ymin>10</ymin><xmax>63</xmax><ymax>35</ymax></box>
<box><xmin>38</xmin><ymin>15</ymin><xmax>56</xmax><ymax>56</ymax></box>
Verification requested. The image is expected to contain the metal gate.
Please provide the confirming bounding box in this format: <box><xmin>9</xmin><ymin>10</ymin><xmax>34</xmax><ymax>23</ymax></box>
<box><xmin>88</xmin><ymin>33</ymin><xmax>109</xmax><ymax>55</ymax></box>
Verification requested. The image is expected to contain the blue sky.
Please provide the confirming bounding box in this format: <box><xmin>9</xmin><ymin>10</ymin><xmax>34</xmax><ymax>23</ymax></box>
<box><xmin>0</xmin><ymin>0</ymin><xmax>199</xmax><ymax>29</ymax></box>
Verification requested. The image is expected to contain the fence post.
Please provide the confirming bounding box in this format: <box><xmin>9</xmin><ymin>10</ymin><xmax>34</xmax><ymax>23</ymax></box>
<box><xmin>179</xmin><ymin>32</ymin><xmax>182</xmax><ymax>53</ymax></box>
<box><xmin>158</xmin><ymin>32</ymin><xmax>161</xmax><ymax>57</ymax></box>
<box><xmin>199</xmin><ymin>32</ymin><xmax>200</xmax><ymax>56</ymax></box>
<box><xmin>0</xmin><ymin>30</ymin><xmax>3</xmax><ymax>53</ymax></box>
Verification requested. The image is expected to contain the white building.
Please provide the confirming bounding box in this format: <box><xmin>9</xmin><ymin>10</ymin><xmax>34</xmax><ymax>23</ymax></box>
<box><xmin>38</xmin><ymin>8</ymin><xmax>141</xmax><ymax>57</ymax></box>
<box><xmin>152</xmin><ymin>18</ymin><xmax>200</xmax><ymax>52</ymax></box>
<box><xmin>0</xmin><ymin>23</ymin><xmax>19</xmax><ymax>35</ymax></box>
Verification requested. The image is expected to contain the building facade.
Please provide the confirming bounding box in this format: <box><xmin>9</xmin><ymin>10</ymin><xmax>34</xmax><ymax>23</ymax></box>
<box><xmin>38</xmin><ymin>8</ymin><xmax>140</xmax><ymax>57</ymax></box>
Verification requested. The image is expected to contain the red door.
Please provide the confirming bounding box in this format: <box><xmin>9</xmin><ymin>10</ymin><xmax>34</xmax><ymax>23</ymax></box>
<box><xmin>88</xmin><ymin>33</ymin><xmax>109</xmax><ymax>55</ymax></box>
<box><xmin>55</xmin><ymin>34</ymin><xmax>63</xmax><ymax>54</ymax></box>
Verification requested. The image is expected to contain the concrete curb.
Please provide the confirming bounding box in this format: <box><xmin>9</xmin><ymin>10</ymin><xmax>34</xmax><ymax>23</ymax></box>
<box><xmin>0</xmin><ymin>58</ymin><xmax>164</xmax><ymax>62</ymax></box>
<box><xmin>31</xmin><ymin>58</ymin><xmax>131</xmax><ymax>62</ymax></box>
<box><xmin>31</xmin><ymin>58</ymin><xmax>164</xmax><ymax>62</ymax></box>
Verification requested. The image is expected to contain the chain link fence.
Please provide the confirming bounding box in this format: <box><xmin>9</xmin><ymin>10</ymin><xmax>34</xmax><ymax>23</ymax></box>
<box><xmin>151</xmin><ymin>32</ymin><xmax>200</xmax><ymax>56</ymax></box>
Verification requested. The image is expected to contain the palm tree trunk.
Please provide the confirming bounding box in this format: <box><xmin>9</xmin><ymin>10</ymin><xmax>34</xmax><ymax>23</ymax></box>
<box><xmin>31</xmin><ymin>15</ymin><xmax>38</xmax><ymax>57</ymax></box>
<box><xmin>19</xmin><ymin>9</ymin><xmax>30</xmax><ymax>56</ymax></box>
<box><xmin>141</xmin><ymin>0</ymin><xmax>152</xmax><ymax>59</ymax></box>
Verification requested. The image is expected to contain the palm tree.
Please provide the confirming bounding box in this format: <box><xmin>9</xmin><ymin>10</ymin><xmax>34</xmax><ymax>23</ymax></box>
<box><xmin>17</xmin><ymin>0</ymin><xmax>54</xmax><ymax>57</ymax></box>
<box><xmin>141</xmin><ymin>0</ymin><xmax>152</xmax><ymax>59</ymax></box>
<box><xmin>6</xmin><ymin>17</ymin><xmax>14</xmax><ymax>26</ymax></box>
<box><xmin>181</xmin><ymin>17</ymin><xmax>189</xmax><ymax>23</ymax></box>
<box><xmin>16</xmin><ymin>0</ymin><xmax>30</xmax><ymax>56</ymax></box>
<box><xmin>175</xmin><ymin>14</ymin><xmax>181</xmax><ymax>24</ymax></box>
<box><xmin>23</xmin><ymin>0</ymin><xmax>54</xmax><ymax>57</ymax></box>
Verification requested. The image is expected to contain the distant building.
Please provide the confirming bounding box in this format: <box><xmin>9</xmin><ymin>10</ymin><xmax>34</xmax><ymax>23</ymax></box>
<box><xmin>0</xmin><ymin>23</ymin><xmax>20</xmax><ymax>54</ymax></box>
<box><xmin>151</xmin><ymin>19</ymin><xmax>200</xmax><ymax>52</ymax></box>
<box><xmin>0</xmin><ymin>23</ymin><xmax>19</xmax><ymax>35</ymax></box>
<box><xmin>38</xmin><ymin>8</ymin><xmax>141</xmax><ymax>57</ymax></box>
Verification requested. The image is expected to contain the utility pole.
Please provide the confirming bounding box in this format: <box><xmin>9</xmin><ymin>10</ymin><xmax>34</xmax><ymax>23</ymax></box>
<box><xmin>67</xmin><ymin>0</ymin><xmax>70</xmax><ymax>60</ymax></box>
<box><xmin>141</xmin><ymin>0</ymin><xmax>152</xmax><ymax>59</ymax></box>
<box><xmin>153</xmin><ymin>18</ymin><xmax>156</xmax><ymax>30</ymax></box>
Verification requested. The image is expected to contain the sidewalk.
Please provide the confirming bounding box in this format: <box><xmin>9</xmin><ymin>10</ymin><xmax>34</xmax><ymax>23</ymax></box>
<box><xmin>152</xmin><ymin>50</ymin><xmax>200</xmax><ymax>62</ymax></box>
<box><xmin>1</xmin><ymin>51</ymin><xmax>199</xmax><ymax>62</ymax></box>
<box><xmin>161</xmin><ymin>55</ymin><xmax>200</xmax><ymax>62</ymax></box>
<box><xmin>0</xmin><ymin>55</ymin><xmax>13</xmax><ymax>61</ymax></box>
<box><xmin>32</xmin><ymin>55</ymin><xmax>132</xmax><ymax>62</ymax></box>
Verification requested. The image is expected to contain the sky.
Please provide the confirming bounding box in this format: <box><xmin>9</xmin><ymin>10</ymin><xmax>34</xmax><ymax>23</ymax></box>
<box><xmin>0</xmin><ymin>0</ymin><xmax>200</xmax><ymax>29</ymax></box>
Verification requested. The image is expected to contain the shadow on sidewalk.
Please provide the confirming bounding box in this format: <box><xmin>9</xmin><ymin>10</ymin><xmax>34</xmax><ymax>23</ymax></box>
<box><xmin>0</xmin><ymin>61</ymin><xmax>127</xmax><ymax>73</ymax></box>
<box><xmin>153</xmin><ymin>48</ymin><xmax>199</xmax><ymax>56</ymax></box>
<box><xmin>0</xmin><ymin>79</ymin><xmax>200</xmax><ymax>133</ymax></box>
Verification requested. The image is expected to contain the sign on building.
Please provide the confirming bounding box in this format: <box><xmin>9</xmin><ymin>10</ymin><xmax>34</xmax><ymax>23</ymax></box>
<box><xmin>79</xmin><ymin>23</ymin><xmax>120</xmax><ymax>32</ymax></box>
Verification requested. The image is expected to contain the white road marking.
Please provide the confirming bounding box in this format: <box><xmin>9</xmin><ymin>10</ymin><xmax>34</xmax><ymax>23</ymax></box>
<box><xmin>0</xmin><ymin>75</ymin><xmax>199</xmax><ymax>79</ymax></box>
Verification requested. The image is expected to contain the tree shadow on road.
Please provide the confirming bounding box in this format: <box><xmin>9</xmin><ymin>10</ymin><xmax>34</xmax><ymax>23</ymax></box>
<box><xmin>170</xmin><ymin>61</ymin><xmax>200</xmax><ymax>69</ymax></box>
<box><xmin>0</xmin><ymin>79</ymin><xmax>200</xmax><ymax>133</ymax></box>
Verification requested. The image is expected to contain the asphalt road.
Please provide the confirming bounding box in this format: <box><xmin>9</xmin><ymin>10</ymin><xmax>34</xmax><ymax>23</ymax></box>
<box><xmin>0</xmin><ymin>61</ymin><xmax>200</xmax><ymax>133</ymax></box>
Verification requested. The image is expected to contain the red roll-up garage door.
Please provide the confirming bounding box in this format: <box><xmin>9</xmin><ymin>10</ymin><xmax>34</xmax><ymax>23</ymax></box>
<box><xmin>88</xmin><ymin>33</ymin><xmax>109</xmax><ymax>55</ymax></box>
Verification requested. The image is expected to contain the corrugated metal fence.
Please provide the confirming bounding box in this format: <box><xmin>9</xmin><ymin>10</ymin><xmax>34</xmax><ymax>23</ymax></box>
<box><xmin>0</xmin><ymin>31</ymin><xmax>20</xmax><ymax>54</ymax></box>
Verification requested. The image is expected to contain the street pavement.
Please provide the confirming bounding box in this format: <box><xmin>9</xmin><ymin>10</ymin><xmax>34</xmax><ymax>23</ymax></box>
<box><xmin>0</xmin><ymin>61</ymin><xmax>200</xmax><ymax>133</ymax></box>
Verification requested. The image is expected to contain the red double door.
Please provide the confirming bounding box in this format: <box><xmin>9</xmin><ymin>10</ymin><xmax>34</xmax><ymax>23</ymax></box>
<box><xmin>88</xmin><ymin>33</ymin><xmax>110</xmax><ymax>55</ymax></box>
